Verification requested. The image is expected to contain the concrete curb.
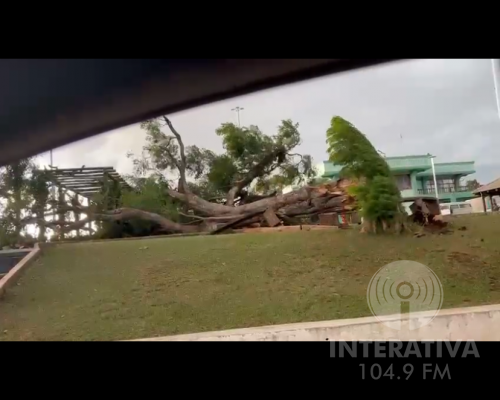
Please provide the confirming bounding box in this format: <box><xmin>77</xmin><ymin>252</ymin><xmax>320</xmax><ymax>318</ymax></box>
<box><xmin>0</xmin><ymin>243</ymin><xmax>42</xmax><ymax>299</ymax></box>
<box><xmin>130</xmin><ymin>303</ymin><xmax>500</xmax><ymax>341</ymax></box>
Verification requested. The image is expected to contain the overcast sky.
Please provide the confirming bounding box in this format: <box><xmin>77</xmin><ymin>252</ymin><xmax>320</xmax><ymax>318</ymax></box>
<box><xmin>38</xmin><ymin>59</ymin><xmax>500</xmax><ymax>185</ymax></box>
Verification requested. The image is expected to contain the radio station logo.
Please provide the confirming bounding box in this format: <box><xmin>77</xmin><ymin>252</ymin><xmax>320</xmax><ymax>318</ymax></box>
<box><xmin>367</xmin><ymin>260</ymin><xmax>444</xmax><ymax>330</ymax></box>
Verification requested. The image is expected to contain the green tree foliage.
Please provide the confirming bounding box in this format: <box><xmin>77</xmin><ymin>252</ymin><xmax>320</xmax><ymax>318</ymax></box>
<box><xmin>121</xmin><ymin>177</ymin><xmax>178</xmax><ymax>220</ymax></box>
<box><xmin>131</xmin><ymin>117</ymin><xmax>315</xmax><ymax>203</ymax></box>
<box><xmin>326</xmin><ymin>116</ymin><xmax>405</xmax><ymax>233</ymax></box>
<box><xmin>0</xmin><ymin>157</ymin><xmax>35</xmax><ymax>246</ymax></box>
<box><xmin>26</xmin><ymin>169</ymin><xmax>51</xmax><ymax>242</ymax></box>
<box><xmin>90</xmin><ymin>174</ymin><xmax>122</xmax><ymax>237</ymax></box>
<box><xmin>466</xmin><ymin>179</ymin><xmax>481</xmax><ymax>191</ymax></box>
<box><xmin>95</xmin><ymin>176</ymin><xmax>180</xmax><ymax>239</ymax></box>
<box><xmin>216</xmin><ymin>122</ymin><xmax>314</xmax><ymax>195</ymax></box>
<box><xmin>0</xmin><ymin>218</ymin><xmax>14</xmax><ymax>248</ymax></box>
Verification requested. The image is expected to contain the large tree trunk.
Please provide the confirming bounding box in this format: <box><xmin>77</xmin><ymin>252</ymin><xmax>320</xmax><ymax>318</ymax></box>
<box><xmin>167</xmin><ymin>184</ymin><xmax>350</xmax><ymax>217</ymax></box>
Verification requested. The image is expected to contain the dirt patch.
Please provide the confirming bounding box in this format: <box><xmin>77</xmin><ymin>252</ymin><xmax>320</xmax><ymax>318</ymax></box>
<box><xmin>488</xmin><ymin>276</ymin><xmax>500</xmax><ymax>292</ymax></box>
<box><xmin>446</xmin><ymin>251</ymin><xmax>479</xmax><ymax>266</ymax></box>
<box><xmin>424</xmin><ymin>219</ymin><xmax>452</xmax><ymax>235</ymax></box>
<box><xmin>445</xmin><ymin>251</ymin><xmax>490</xmax><ymax>280</ymax></box>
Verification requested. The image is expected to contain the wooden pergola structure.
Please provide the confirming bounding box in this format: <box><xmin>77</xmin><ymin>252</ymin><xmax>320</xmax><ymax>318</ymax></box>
<box><xmin>38</xmin><ymin>166</ymin><xmax>132</xmax><ymax>239</ymax></box>
<box><xmin>473</xmin><ymin>177</ymin><xmax>500</xmax><ymax>212</ymax></box>
<box><xmin>47</xmin><ymin>166</ymin><xmax>131</xmax><ymax>199</ymax></box>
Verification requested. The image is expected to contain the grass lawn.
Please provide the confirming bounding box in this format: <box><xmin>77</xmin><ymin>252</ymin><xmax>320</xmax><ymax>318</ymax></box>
<box><xmin>2</xmin><ymin>214</ymin><xmax>500</xmax><ymax>341</ymax></box>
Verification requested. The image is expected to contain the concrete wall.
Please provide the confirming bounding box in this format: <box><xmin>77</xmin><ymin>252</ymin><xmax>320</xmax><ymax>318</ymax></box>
<box><xmin>0</xmin><ymin>249</ymin><xmax>32</xmax><ymax>274</ymax></box>
<box><xmin>414</xmin><ymin>174</ymin><xmax>424</xmax><ymax>191</ymax></box>
<box><xmin>400</xmin><ymin>189</ymin><xmax>414</xmax><ymax>199</ymax></box>
<box><xmin>410</xmin><ymin>171</ymin><xmax>418</xmax><ymax>194</ymax></box>
<box><xmin>133</xmin><ymin>304</ymin><xmax>500</xmax><ymax>341</ymax></box>
<box><xmin>467</xmin><ymin>197</ymin><xmax>492</xmax><ymax>213</ymax></box>
<box><xmin>0</xmin><ymin>244</ymin><xmax>41</xmax><ymax>299</ymax></box>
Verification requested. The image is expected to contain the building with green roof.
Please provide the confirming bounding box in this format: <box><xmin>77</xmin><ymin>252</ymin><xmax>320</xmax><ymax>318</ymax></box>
<box><xmin>320</xmin><ymin>154</ymin><xmax>476</xmax><ymax>203</ymax></box>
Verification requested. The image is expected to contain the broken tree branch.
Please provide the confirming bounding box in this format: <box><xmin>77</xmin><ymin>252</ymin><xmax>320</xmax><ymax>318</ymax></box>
<box><xmin>163</xmin><ymin>116</ymin><xmax>188</xmax><ymax>193</ymax></box>
<box><xmin>225</xmin><ymin>146</ymin><xmax>287</xmax><ymax>206</ymax></box>
<box><xmin>210</xmin><ymin>209</ymin><xmax>266</xmax><ymax>235</ymax></box>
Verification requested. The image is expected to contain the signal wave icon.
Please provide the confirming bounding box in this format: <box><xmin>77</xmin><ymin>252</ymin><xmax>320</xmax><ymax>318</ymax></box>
<box><xmin>367</xmin><ymin>260</ymin><xmax>444</xmax><ymax>331</ymax></box>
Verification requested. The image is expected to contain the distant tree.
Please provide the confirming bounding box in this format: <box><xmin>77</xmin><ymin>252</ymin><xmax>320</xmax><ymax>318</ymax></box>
<box><xmin>326</xmin><ymin>116</ymin><xmax>406</xmax><ymax>234</ymax></box>
<box><xmin>466</xmin><ymin>179</ymin><xmax>481</xmax><ymax>191</ymax></box>
<box><xmin>0</xmin><ymin>157</ymin><xmax>36</xmax><ymax>246</ymax></box>
<box><xmin>26</xmin><ymin>169</ymin><xmax>51</xmax><ymax>242</ymax></box>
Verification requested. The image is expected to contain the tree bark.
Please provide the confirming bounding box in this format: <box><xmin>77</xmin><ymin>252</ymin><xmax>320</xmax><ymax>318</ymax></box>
<box><xmin>210</xmin><ymin>210</ymin><xmax>266</xmax><ymax>235</ymax></box>
<box><xmin>167</xmin><ymin>185</ymin><xmax>347</xmax><ymax>217</ymax></box>
<box><xmin>13</xmin><ymin>189</ymin><xmax>22</xmax><ymax>239</ymax></box>
<box><xmin>53</xmin><ymin>208</ymin><xmax>202</xmax><ymax>235</ymax></box>
<box><xmin>163</xmin><ymin>116</ymin><xmax>188</xmax><ymax>193</ymax></box>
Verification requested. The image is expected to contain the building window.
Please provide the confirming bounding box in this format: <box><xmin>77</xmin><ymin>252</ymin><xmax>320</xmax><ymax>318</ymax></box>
<box><xmin>395</xmin><ymin>175</ymin><xmax>411</xmax><ymax>190</ymax></box>
<box><xmin>426</xmin><ymin>178</ymin><xmax>455</xmax><ymax>193</ymax></box>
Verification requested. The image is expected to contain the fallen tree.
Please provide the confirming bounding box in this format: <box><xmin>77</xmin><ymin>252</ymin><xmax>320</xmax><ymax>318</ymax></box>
<box><xmin>165</xmin><ymin>181</ymin><xmax>352</xmax><ymax>217</ymax></box>
<box><xmin>50</xmin><ymin>180</ymin><xmax>356</xmax><ymax>235</ymax></box>
<box><xmin>46</xmin><ymin>116</ymin><xmax>357</xmax><ymax>235</ymax></box>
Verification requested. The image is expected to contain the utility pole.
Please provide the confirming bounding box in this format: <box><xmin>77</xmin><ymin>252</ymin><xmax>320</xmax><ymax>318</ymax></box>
<box><xmin>231</xmin><ymin>106</ymin><xmax>244</xmax><ymax>127</ymax></box>
<box><xmin>491</xmin><ymin>59</ymin><xmax>500</xmax><ymax>121</ymax></box>
<box><xmin>429</xmin><ymin>154</ymin><xmax>439</xmax><ymax>206</ymax></box>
